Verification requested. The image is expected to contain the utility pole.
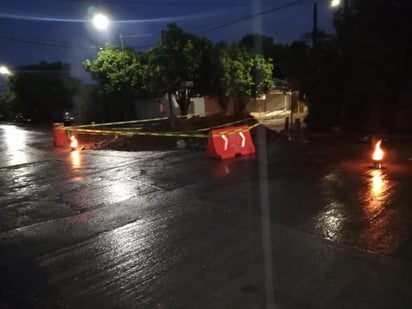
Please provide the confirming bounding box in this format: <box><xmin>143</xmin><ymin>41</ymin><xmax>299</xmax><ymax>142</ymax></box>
<box><xmin>161</xmin><ymin>30</ymin><xmax>174</xmax><ymax>117</ymax></box>
<box><xmin>312</xmin><ymin>2</ymin><xmax>318</xmax><ymax>48</ymax></box>
<box><xmin>341</xmin><ymin>0</ymin><xmax>349</xmax><ymax>130</ymax></box>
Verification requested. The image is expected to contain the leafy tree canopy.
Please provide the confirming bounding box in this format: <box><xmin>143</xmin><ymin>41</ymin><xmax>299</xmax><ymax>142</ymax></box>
<box><xmin>6</xmin><ymin>61</ymin><xmax>80</xmax><ymax>122</ymax></box>
<box><xmin>217</xmin><ymin>45</ymin><xmax>273</xmax><ymax>112</ymax></box>
<box><xmin>83</xmin><ymin>24</ymin><xmax>274</xmax><ymax>116</ymax></box>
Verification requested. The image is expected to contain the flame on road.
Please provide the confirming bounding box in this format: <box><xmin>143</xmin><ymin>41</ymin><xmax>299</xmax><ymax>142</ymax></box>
<box><xmin>372</xmin><ymin>140</ymin><xmax>384</xmax><ymax>161</ymax></box>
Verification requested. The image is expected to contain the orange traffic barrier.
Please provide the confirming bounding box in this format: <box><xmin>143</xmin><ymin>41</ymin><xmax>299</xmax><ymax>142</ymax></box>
<box><xmin>53</xmin><ymin>123</ymin><xmax>68</xmax><ymax>147</ymax></box>
<box><xmin>207</xmin><ymin>125</ymin><xmax>255</xmax><ymax>159</ymax></box>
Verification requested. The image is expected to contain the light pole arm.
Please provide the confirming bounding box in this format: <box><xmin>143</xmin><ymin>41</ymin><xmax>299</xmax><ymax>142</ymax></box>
<box><xmin>312</xmin><ymin>2</ymin><xmax>318</xmax><ymax>47</ymax></box>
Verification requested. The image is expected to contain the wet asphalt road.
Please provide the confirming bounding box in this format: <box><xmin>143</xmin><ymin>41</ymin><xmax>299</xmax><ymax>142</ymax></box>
<box><xmin>1</xmin><ymin>123</ymin><xmax>412</xmax><ymax>308</ymax></box>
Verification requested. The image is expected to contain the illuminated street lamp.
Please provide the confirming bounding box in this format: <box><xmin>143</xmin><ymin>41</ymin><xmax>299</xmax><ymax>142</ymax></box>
<box><xmin>330</xmin><ymin>0</ymin><xmax>350</xmax><ymax>128</ymax></box>
<box><xmin>0</xmin><ymin>65</ymin><xmax>12</xmax><ymax>94</ymax></box>
<box><xmin>329</xmin><ymin>0</ymin><xmax>349</xmax><ymax>38</ymax></box>
<box><xmin>312</xmin><ymin>0</ymin><xmax>346</xmax><ymax>47</ymax></box>
<box><xmin>330</xmin><ymin>0</ymin><xmax>348</xmax><ymax>17</ymax></box>
<box><xmin>91</xmin><ymin>12</ymin><xmax>127</xmax><ymax>98</ymax></box>
<box><xmin>0</xmin><ymin>65</ymin><xmax>12</xmax><ymax>76</ymax></box>
<box><xmin>92</xmin><ymin>13</ymin><xmax>124</xmax><ymax>50</ymax></box>
<box><xmin>330</xmin><ymin>0</ymin><xmax>341</xmax><ymax>8</ymax></box>
<box><xmin>92</xmin><ymin>13</ymin><xmax>109</xmax><ymax>31</ymax></box>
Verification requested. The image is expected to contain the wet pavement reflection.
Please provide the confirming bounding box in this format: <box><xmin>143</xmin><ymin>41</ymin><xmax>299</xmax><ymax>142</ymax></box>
<box><xmin>2</xmin><ymin>124</ymin><xmax>412</xmax><ymax>307</ymax></box>
<box><xmin>70</xmin><ymin>149</ymin><xmax>81</xmax><ymax>168</ymax></box>
<box><xmin>365</xmin><ymin>168</ymin><xmax>391</xmax><ymax>216</ymax></box>
<box><xmin>2</xmin><ymin>124</ymin><xmax>30</xmax><ymax>166</ymax></box>
<box><xmin>303</xmin><ymin>138</ymin><xmax>412</xmax><ymax>257</ymax></box>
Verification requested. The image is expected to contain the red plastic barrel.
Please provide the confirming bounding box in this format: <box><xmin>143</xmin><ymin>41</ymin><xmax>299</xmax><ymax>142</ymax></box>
<box><xmin>53</xmin><ymin>123</ymin><xmax>68</xmax><ymax>147</ymax></box>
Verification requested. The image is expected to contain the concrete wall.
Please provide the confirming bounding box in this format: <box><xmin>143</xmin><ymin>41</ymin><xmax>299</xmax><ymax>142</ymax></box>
<box><xmin>134</xmin><ymin>98</ymin><xmax>164</xmax><ymax>119</ymax></box>
<box><xmin>247</xmin><ymin>91</ymin><xmax>292</xmax><ymax>113</ymax></box>
<box><xmin>203</xmin><ymin>96</ymin><xmax>223</xmax><ymax>115</ymax></box>
<box><xmin>188</xmin><ymin>97</ymin><xmax>206</xmax><ymax>116</ymax></box>
<box><xmin>133</xmin><ymin>91</ymin><xmax>305</xmax><ymax>121</ymax></box>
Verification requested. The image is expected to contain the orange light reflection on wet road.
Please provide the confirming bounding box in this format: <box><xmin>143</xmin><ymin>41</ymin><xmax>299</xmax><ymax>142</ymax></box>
<box><xmin>71</xmin><ymin>150</ymin><xmax>81</xmax><ymax>168</ymax></box>
<box><xmin>371</xmin><ymin>169</ymin><xmax>384</xmax><ymax>198</ymax></box>
<box><xmin>365</xmin><ymin>168</ymin><xmax>390</xmax><ymax>214</ymax></box>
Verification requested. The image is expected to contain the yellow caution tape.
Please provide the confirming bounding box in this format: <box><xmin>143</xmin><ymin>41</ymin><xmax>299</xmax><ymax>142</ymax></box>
<box><xmin>67</xmin><ymin>113</ymin><xmax>254</xmax><ymax>130</ymax></box>
<box><xmin>211</xmin><ymin>130</ymin><xmax>244</xmax><ymax>137</ymax></box>
<box><xmin>67</xmin><ymin>127</ymin><xmax>208</xmax><ymax>138</ymax></box>
<box><xmin>64</xmin><ymin>114</ymin><xmax>258</xmax><ymax>139</ymax></box>
<box><xmin>248</xmin><ymin>122</ymin><xmax>261</xmax><ymax>130</ymax></box>
<box><xmin>65</xmin><ymin>117</ymin><xmax>168</xmax><ymax>129</ymax></box>
<box><xmin>65</xmin><ymin>113</ymin><xmax>216</xmax><ymax>130</ymax></box>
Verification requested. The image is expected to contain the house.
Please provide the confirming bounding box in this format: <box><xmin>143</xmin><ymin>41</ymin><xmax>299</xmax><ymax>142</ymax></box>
<box><xmin>247</xmin><ymin>83</ymin><xmax>308</xmax><ymax>132</ymax></box>
<box><xmin>134</xmin><ymin>80</ymin><xmax>308</xmax><ymax>133</ymax></box>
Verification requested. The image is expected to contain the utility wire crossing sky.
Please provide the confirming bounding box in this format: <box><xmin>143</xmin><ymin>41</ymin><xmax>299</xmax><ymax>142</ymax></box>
<box><xmin>0</xmin><ymin>0</ymin><xmax>335</xmax><ymax>81</ymax></box>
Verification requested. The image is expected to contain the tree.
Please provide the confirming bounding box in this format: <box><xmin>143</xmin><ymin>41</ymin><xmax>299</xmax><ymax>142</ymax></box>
<box><xmin>6</xmin><ymin>61</ymin><xmax>80</xmax><ymax>122</ymax></box>
<box><xmin>145</xmin><ymin>24</ymin><xmax>214</xmax><ymax>116</ymax></box>
<box><xmin>148</xmin><ymin>37</ymin><xmax>274</xmax><ymax>113</ymax></box>
<box><xmin>247</xmin><ymin>34</ymin><xmax>344</xmax><ymax>132</ymax></box>
<box><xmin>304</xmin><ymin>39</ymin><xmax>342</xmax><ymax>130</ymax></box>
<box><xmin>83</xmin><ymin>45</ymin><xmax>147</xmax><ymax>120</ymax></box>
<box><xmin>333</xmin><ymin>0</ymin><xmax>412</xmax><ymax>131</ymax></box>
<box><xmin>216</xmin><ymin>45</ymin><xmax>273</xmax><ymax>112</ymax></box>
<box><xmin>83</xmin><ymin>24</ymin><xmax>274</xmax><ymax>118</ymax></box>
<box><xmin>239</xmin><ymin>34</ymin><xmax>286</xmax><ymax>79</ymax></box>
<box><xmin>0</xmin><ymin>91</ymin><xmax>16</xmax><ymax>119</ymax></box>
<box><xmin>239</xmin><ymin>33</ymin><xmax>275</xmax><ymax>60</ymax></box>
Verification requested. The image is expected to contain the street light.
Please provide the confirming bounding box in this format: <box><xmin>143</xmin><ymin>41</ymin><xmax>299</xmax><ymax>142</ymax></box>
<box><xmin>312</xmin><ymin>0</ymin><xmax>347</xmax><ymax>47</ymax></box>
<box><xmin>0</xmin><ymin>65</ymin><xmax>12</xmax><ymax>76</ymax></box>
<box><xmin>92</xmin><ymin>13</ymin><xmax>123</xmax><ymax>50</ymax></box>
<box><xmin>91</xmin><ymin>12</ymin><xmax>128</xmax><ymax>119</ymax></box>
<box><xmin>92</xmin><ymin>13</ymin><xmax>109</xmax><ymax>31</ymax></box>
<box><xmin>330</xmin><ymin>0</ymin><xmax>348</xmax><ymax>17</ymax></box>
<box><xmin>329</xmin><ymin>0</ymin><xmax>350</xmax><ymax>129</ymax></box>
<box><xmin>312</xmin><ymin>2</ymin><xmax>318</xmax><ymax>47</ymax></box>
<box><xmin>330</xmin><ymin>0</ymin><xmax>341</xmax><ymax>8</ymax></box>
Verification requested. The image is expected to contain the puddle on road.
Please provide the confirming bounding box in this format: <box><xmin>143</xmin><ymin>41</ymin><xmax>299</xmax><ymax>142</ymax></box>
<box><xmin>314</xmin><ymin>201</ymin><xmax>346</xmax><ymax>240</ymax></box>
<box><xmin>312</xmin><ymin>159</ymin><xmax>407</xmax><ymax>255</ymax></box>
<box><xmin>357</xmin><ymin>167</ymin><xmax>401</xmax><ymax>255</ymax></box>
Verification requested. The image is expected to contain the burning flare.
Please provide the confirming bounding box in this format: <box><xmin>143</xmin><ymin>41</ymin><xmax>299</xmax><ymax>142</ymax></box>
<box><xmin>372</xmin><ymin>139</ymin><xmax>383</xmax><ymax>161</ymax></box>
<box><xmin>70</xmin><ymin>136</ymin><xmax>78</xmax><ymax>150</ymax></box>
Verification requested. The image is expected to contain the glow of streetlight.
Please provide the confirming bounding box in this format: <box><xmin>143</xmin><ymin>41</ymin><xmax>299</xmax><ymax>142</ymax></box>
<box><xmin>0</xmin><ymin>65</ymin><xmax>12</xmax><ymax>76</ymax></box>
<box><xmin>331</xmin><ymin>0</ymin><xmax>341</xmax><ymax>7</ymax></box>
<box><xmin>92</xmin><ymin>13</ymin><xmax>110</xmax><ymax>31</ymax></box>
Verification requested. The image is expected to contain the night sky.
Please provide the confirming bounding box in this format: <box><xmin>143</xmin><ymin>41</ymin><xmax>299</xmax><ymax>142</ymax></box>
<box><xmin>0</xmin><ymin>0</ymin><xmax>335</xmax><ymax>82</ymax></box>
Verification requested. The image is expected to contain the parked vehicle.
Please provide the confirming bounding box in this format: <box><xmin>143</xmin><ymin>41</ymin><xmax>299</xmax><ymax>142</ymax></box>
<box><xmin>62</xmin><ymin>111</ymin><xmax>75</xmax><ymax>125</ymax></box>
<box><xmin>14</xmin><ymin>113</ymin><xmax>32</xmax><ymax>122</ymax></box>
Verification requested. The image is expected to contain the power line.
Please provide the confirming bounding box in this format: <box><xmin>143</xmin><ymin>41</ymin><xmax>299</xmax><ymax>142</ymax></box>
<box><xmin>196</xmin><ymin>0</ymin><xmax>303</xmax><ymax>35</ymax></box>
<box><xmin>132</xmin><ymin>2</ymin><xmax>305</xmax><ymax>49</ymax></box>
<box><xmin>0</xmin><ymin>34</ymin><xmax>99</xmax><ymax>50</ymax></box>
<box><xmin>0</xmin><ymin>1</ymin><xmax>305</xmax><ymax>51</ymax></box>
<box><xmin>57</xmin><ymin>0</ymin><xmax>295</xmax><ymax>7</ymax></box>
